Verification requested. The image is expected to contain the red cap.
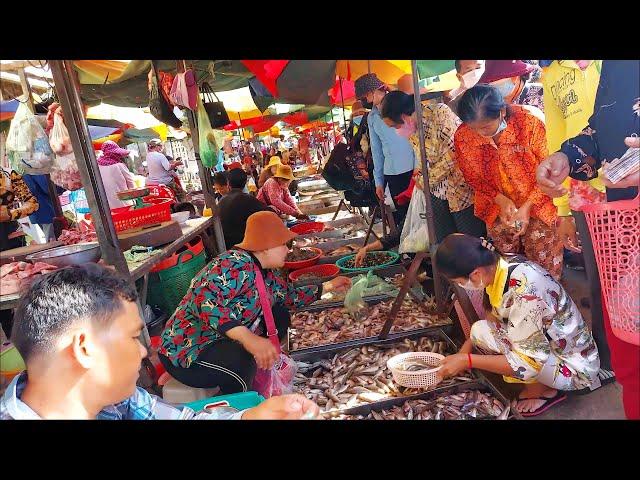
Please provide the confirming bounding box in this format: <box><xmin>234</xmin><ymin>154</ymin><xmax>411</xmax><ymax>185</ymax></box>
<box><xmin>478</xmin><ymin>60</ymin><xmax>535</xmax><ymax>84</ymax></box>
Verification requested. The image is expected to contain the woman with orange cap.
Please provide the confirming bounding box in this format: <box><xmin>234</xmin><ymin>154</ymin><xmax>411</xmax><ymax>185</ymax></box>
<box><xmin>257</xmin><ymin>164</ymin><xmax>308</xmax><ymax>219</ymax></box>
<box><xmin>158</xmin><ymin>211</ymin><xmax>351</xmax><ymax>393</ymax></box>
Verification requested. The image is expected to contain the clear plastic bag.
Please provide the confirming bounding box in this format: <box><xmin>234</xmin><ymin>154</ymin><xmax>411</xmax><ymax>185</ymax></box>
<box><xmin>252</xmin><ymin>353</ymin><xmax>298</xmax><ymax>398</ymax></box>
<box><xmin>6</xmin><ymin>100</ymin><xmax>54</xmax><ymax>175</ymax></box>
<box><xmin>50</xmin><ymin>153</ymin><xmax>83</xmax><ymax>191</ymax></box>
<box><xmin>170</xmin><ymin>72</ymin><xmax>190</xmax><ymax>109</ymax></box>
<box><xmin>48</xmin><ymin>111</ymin><xmax>73</xmax><ymax>155</ymax></box>
<box><xmin>399</xmin><ymin>188</ymin><xmax>430</xmax><ymax>254</ymax></box>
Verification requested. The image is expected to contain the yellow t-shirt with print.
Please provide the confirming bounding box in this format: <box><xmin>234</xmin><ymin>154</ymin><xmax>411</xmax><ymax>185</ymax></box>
<box><xmin>541</xmin><ymin>60</ymin><xmax>605</xmax><ymax>216</ymax></box>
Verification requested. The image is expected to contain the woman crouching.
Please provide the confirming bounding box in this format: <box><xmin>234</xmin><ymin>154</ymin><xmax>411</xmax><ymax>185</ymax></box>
<box><xmin>435</xmin><ymin>233</ymin><xmax>600</xmax><ymax>416</ymax></box>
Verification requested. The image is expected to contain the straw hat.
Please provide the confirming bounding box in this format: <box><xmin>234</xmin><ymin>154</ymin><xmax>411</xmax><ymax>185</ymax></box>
<box><xmin>273</xmin><ymin>164</ymin><xmax>295</xmax><ymax>181</ymax></box>
<box><xmin>235</xmin><ymin>211</ymin><xmax>297</xmax><ymax>251</ymax></box>
<box><xmin>267</xmin><ymin>156</ymin><xmax>282</xmax><ymax>168</ymax></box>
<box><xmin>350</xmin><ymin>101</ymin><xmax>366</xmax><ymax>117</ymax></box>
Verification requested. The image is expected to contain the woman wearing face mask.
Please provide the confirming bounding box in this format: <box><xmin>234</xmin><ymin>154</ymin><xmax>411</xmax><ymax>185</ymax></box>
<box><xmin>380</xmin><ymin>91</ymin><xmax>485</xmax><ymax>242</ymax></box>
<box><xmin>159</xmin><ymin>211</ymin><xmax>352</xmax><ymax>393</ymax></box>
<box><xmin>257</xmin><ymin>164</ymin><xmax>308</xmax><ymax>220</ymax></box>
<box><xmin>478</xmin><ymin>60</ymin><xmax>544</xmax><ymax>113</ymax></box>
<box><xmin>454</xmin><ymin>84</ymin><xmax>564</xmax><ymax>280</ymax></box>
<box><xmin>435</xmin><ymin>233</ymin><xmax>600</xmax><ymax>416</ymax></box>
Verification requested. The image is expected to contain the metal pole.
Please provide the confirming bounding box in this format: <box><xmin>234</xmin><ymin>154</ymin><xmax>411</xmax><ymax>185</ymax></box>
<box><xmin>339</xmin><ymin>77</ymin><xmax>348</xmax><ymax>140</ymax></box>
<box><xmin>49</xmin><ymin>61</ymin><xmax>129</xmax><ymax>276</ymax></box>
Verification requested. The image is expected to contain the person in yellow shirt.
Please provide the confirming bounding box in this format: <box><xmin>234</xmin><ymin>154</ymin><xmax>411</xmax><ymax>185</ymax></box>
<box><xmin>541</xmin><ymin>60</ymin><xmax>605</xmax><ymax>250</ymax></box>
<box><xmin>540</xmin><ymin>59</ymin><xmax>614</xmax><ymax>379</ymax></box>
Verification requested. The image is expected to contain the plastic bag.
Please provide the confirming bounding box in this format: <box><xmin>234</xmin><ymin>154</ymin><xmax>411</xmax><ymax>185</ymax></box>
<box><xmin>49</xmin><ymin>111</ymin><xmax>73</xmax><ymax>155</ymax></box>
<box><xmin>399</xmin><ymin>188</ymin><xmax>430</xmax><ymax>254</ymax></box>
<box><xmin>344</xmin><ymin>271</ymin><xmax>372</xmax><ymax>316</ymax></box>
<box><xmin>170</xmin><ymin>72</ymin><xmax>190</xmax><ymax>109</ymax></box>
<box><xmin>6</xmin><ymin>100</ymin><xmax>54</xmax><ymax>175</ymax></box>
<box><xmin>196</xmin><ymin>95</ymin><xmax>218</xmax><ymax>168</ymax></box>
<box><xmin>48</xmin><ymin>112</ymin><xmax>82</xmax><ymax>190</ymax></box>
<box><xmin>252</xmin><ymin>353</ymin><xmax>297</xmax><ymax>398</ymax></box>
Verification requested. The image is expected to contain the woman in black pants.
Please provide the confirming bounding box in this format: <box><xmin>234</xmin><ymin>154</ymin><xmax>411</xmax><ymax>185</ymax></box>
<box><xmin>158</xmin><ymin>211</ymin><xmax>352</xmax><ymax>394</ymax></box>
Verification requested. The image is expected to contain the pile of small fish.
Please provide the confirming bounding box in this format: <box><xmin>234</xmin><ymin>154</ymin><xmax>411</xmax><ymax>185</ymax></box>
<box><xmin>395</xmin><ymin>358</ymin><xmax>440</xmax><ymax>372</ymax></box>
<box><xmin>330</xmin><ymin>390</ymin><xmax>511</xmax><ymax>420</ymax></box>
<box><xmin>294</xmin><ymin>337</ymin><xmax>473</xmax><ymax>412</ymax></box>
<box><xmin>342</xmin><ymin>251</ymin><xmax>395</xmax><ymax>269</ymax></box>
<box><xmin>286</xmin><ymin>247</ymin><xmax>319</xmax><ymax>262</ymax></box>
<box><xmin>290</xmin><ymin>298</ymin><xmax>451</xmax><ymax>350</ymax></box>
<box><xmin>326</xmin><ymin>244</ymin><xmax>361</xmax><ymax>256</ymax></box>
<box><xmin>294</xmin><ymin>237</ymin><xmax>334</xmax><ymax>248</ymax></box>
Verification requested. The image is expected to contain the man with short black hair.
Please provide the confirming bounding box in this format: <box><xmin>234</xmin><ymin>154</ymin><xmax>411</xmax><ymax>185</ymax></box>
<box><xmin>216</xmin><ymin>169</ymin><xmax>269</xmax><ymax>249</ymax></box>
<box><xmin>0</xmin><ymin>264</ymin><xmax>319</xmax><ymax>420</ymax></box>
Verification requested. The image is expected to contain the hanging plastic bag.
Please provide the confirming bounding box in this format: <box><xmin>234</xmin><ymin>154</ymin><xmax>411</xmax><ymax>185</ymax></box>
<box><xmin>399</xmin><ymin>188</ymin><xmax>430</xmax><ymax>254</ymax></box>
<box><xmin>196</xmin><ymin>95</ymin><xmax>218</xmax><ymax>168</ymax></box>
<box><xmin>48</xmin><ymin>110</ymin><xmax>73</xmax><ymax>155</ymax></box>
<box><xmin>48</xmin><ymin>111</ymin><xmax>82</xmax><ymax>190</ymax></box>
<box><xmin>6</xmin><ymin>99</ymin><xmax>54</xmax><ymax>175</ymax></box>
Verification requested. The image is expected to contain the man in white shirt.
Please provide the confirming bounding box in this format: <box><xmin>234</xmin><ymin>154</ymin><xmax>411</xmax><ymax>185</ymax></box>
<box><xmin>145</xmin><ymin>139</ymin><xmax>186</xmax><ymax>201</ymax></box>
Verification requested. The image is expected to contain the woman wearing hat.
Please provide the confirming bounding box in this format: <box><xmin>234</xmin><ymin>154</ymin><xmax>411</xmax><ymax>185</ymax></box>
<box><xmin>97</xmin><ymin>140</ymin><xmax>136</xmax><ymax>209</ymax></box>
<box><xmin>158</xmin><ymin>211</ymin><xmax>352</xmax><ymax>393</ymax></box>
<box><xmin>257</xmin><ymin>164</ymin><xmax>308</xmax><ymax>220</ymax></box>
<box><xmin>258</xmin><ymin>156</ymin><xmax>282</xmax><ymax>188</ymax></box>
<box><xmin>478</xmin><ymin>60</ymin><xmax>545</xmax><ymax>114</ymax></box>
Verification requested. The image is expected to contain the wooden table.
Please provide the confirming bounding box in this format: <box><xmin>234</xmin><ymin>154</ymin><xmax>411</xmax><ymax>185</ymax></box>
<box><xmin>0</xmin><ymin>217</ymin><xmax>214</xmax><ymax>312</ymax></box>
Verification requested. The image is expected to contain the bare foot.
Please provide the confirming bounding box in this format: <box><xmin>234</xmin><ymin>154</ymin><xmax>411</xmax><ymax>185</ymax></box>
<box><xmin>516</xmin><ymin>383</ymin><xmax>558</xmax><ymax>414</ymax></box>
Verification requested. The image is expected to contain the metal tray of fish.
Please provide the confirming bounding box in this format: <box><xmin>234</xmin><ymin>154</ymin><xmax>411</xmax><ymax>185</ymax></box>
<box><xmin>299</xmin><ymin>264</ymin><xmax>426</xmax><ymax>308</ymax></box>
<box><xmin>292</xmin><ymin>329</ymin><xmax>481</xmax><ymax>415</ymax></box>
<box><xmin>326</xmin><ymin>380</ymin><xmax>520</xmax><ymax>420</ymax></box>
<box><xmin>289</xmin><ymin>296</ymin><xmax>451</xmax><ymax>354</ymax></box>
<box><xmin>322</xmin><ymin>216</ymin><xmax>369</xmax><ymax>230</ymax></box>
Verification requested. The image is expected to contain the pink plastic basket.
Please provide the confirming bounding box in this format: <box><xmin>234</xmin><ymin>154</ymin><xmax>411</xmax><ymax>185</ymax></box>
<box><xmin>581</xmin><ymin>195</ymin><xmax>640</xmax><ymax>346</ymax></box>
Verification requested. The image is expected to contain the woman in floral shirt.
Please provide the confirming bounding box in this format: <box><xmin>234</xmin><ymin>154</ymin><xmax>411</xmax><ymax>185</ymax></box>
<box><xmin>159</xmin><ymin>211</ymin><xmax>351</xmax><ymax>394</ymax></box>
<box><xmin>436</xmin><ymin>234</ymin><xmax>600</xmax><ymax>417</ymax></box>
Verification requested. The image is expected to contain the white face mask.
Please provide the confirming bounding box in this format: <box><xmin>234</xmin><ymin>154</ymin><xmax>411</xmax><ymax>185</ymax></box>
<box><xmin>461</xmin><ymin>66</ymin><xmax>485</xmax><ymax>89</ymax></box>
<box><xmin>457</xmin><ymin>277</ymin><xmax>484</xmax><ymax>291</ymax></box>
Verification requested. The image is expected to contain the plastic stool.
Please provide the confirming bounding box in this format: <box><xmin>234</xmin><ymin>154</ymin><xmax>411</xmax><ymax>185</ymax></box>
<box><xmin>160</xmin><ymin>374</ymin><xmax>221</xmax><ymax>404</ymax></box>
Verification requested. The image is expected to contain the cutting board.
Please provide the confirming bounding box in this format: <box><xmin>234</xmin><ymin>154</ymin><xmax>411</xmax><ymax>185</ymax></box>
<box><xmin>117</xmin><ymin>220</ymin><xmax>183</xmax><ymax>251</ymax></box>
<box><xmin>0</xmin><ymin>241</ymin><xmax>63</xmax><ymax>265</ymax></box>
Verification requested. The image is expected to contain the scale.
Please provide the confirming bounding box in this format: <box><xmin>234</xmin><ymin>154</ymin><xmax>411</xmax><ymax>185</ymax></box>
<box><xmin>117</xmin><ymin>187</ymin><xmax>152</xmax><ymax>209</ymax></box>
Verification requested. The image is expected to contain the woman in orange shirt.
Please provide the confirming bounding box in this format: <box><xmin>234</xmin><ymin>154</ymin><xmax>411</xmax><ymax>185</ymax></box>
<box><xmin>454</xmin><ymin>85</ymin><xmax>563</xmax><ymax>280</ymax></box>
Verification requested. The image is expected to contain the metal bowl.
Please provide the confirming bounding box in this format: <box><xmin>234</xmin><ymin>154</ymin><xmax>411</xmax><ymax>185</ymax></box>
<box><xmin>26</xmin><ymin>243</ymin><xmax>102</xmax><ymax>268</ymax></box>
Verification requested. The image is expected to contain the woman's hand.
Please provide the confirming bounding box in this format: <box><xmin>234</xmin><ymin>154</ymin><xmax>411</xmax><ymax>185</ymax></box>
<box><xmin>375</xmin><ymin>185</ymin><xmax>385</xmax><ymax>202</ymax></box>
<box><xmin>536</xmin><ymin>152</ymin><xmax>570</xmax><ymax>198</ymax></box>
<box><xmin>557</xmin><ymin>216</ymin><xmax>582</xmax><ymax>252</ymax></box>
<box><xmin>295</xmin><ymin>213</ymin><xmax>310</xmax><ymax>220</ymax></box>
<box><xmin>512</xmin><ymin>202</ymin><xmax>532</xmax><ymax>237</ymax></box>
<box><xmin>495</xmin><ymin>193</ymin><xmax>517</xmax><ymax>225</ymax></box>
<box><xmin>243</xmin><ymin>334</ymin><xmax>279</xmax><ymax>370</ymax></box>
<box><xmin>354</xmin><ymin>247</ymin><xmax>369</xmax><ymax>267</ymax></box>
<box><xmin>323</xmin><ymin>276</ymin><xmax>352</xmax><ymax>293</ymax></box>
<box><xmin>242</xmin><ymin>394</ymin><xmax>321</xmax><ymax>420</ymax></box>
<box><xmin>437</xmin><ymin>353</ymin><xmax>470</xmax><ymax>380</ymax></box>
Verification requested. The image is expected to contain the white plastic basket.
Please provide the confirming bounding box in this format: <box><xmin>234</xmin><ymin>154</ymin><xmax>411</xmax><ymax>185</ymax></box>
<box><xmin>387</xmin><ymin>352</ymin><xmax>444</xmax><ymax>389</ymax></box>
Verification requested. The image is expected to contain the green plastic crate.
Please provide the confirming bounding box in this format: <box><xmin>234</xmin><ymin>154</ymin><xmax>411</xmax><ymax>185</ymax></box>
<box><xmin>147</xmin><ymin>250</ymin><xmax>207</xmax><ymax>315</ymax></box>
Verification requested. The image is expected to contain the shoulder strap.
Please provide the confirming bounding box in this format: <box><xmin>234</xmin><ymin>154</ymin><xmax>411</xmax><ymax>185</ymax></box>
<box><xmin>252</xmin><ymin>264</ymin><xmax>281</xmax><ymax>351</ymax></box>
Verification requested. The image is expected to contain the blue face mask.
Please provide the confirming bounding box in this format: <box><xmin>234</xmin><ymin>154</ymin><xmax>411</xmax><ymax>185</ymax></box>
<box><xmin>352</xmin><ymin>116</ymin><xmax>363</xmax><ymax>126</ymax></box>
<box><xmin>481</xmin><ymin>116</ymin><xmax>507</xmax><ymax>138</ymax></box>
<box><xmin>493</xmin><ymin>79</ymin><xmax>515</xmax><ymax>99</ymax></box>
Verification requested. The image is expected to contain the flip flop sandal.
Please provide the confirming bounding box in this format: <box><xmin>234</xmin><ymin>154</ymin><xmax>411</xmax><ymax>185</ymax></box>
<box><xmin>518</xmin><ymin>391</ymin><xmax>568</xmax><ymax>417</ymax></box>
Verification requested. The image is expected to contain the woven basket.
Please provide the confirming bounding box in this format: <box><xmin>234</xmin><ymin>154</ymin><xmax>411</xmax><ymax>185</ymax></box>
<box><xmin>387</xmin><ymin>352</ymin><xmax>444</xmax><ymax>389</ymax></box>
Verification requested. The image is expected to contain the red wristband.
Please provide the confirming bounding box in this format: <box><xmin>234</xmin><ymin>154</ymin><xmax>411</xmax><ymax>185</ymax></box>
<box><xmin>467</xmin><ymin>353</ymin><xmax>473</xmax><ymax>370</ymax></box>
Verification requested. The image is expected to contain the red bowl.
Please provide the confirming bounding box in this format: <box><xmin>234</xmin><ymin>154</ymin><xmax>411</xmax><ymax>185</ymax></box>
<box><xmin>290</xmin><ymin>221</ymin><xmax>325</xmax><ymax>235</ymax></box>
<box><xmin>289</xmin><ymin>263</ymin><xmax>340</xmax><ymax>282</ymax></box>
<box><xmin>284</xmin><ymin>247</ymin><xmax>323</xmax><ymax>270</ymax></box>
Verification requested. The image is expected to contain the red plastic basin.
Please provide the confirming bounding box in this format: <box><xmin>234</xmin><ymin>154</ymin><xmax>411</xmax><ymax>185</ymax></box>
<box><xmin>284</xmin><ymin>247</ymin><xmax>323</xmax><ymax>270</ymax></box>
<box><xmin>289</xmin><ymin>263</ymin><xmax>340</xmax><ymax>282</ymax></box>
<box><xmin>290</xmin><ymin>221</ymin><xmax>325</xmax><ymax>235</ymax></box>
